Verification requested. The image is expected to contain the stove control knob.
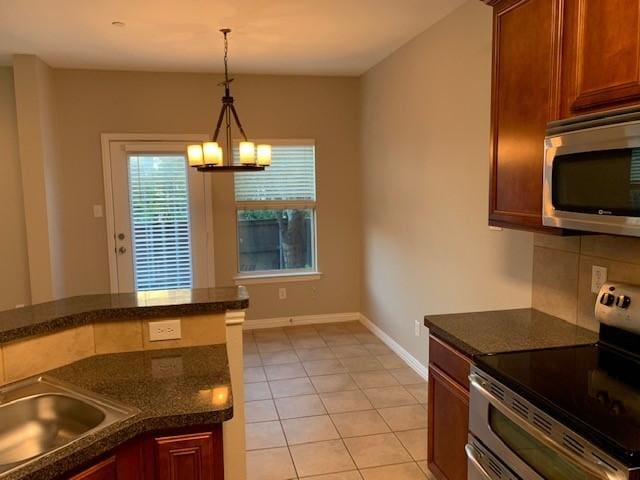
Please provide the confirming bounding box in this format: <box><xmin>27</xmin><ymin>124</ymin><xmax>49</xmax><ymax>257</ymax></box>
<box><xmin>600</xmin><ymin>292</ymin><xmax>615</xmax><ymax>306</ymax></box>
<box><xmin>616</xmin><ymin>295</ymin><xmax>631</xmax><ymax>309</ymax></box>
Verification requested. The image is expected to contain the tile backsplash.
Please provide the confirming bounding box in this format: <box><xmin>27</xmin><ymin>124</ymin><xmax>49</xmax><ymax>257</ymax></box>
<box><xmin>0</xmin><ymin>313</ymin><xmax>227</xmax><ymax>384</ymax></box>
<box><xmin>532</xmin><ymin>234</ymin><xmax>640</xmax><ymax>332</ymax></box>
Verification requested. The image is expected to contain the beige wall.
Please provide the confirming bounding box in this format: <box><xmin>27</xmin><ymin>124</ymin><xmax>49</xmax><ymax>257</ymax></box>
<box><xmin>0</xmin><ymin>67</ymin><xmax>30</xmax><ymax>310</ymax></box>
<box><xmin>359</xmin><ymin>0</ymin><xmax>534</xmax><ymax>365</ymax></box>
<box><xmin>49</xmin><ymin>70</ymin><xmax>361</xmax><ymax>319</ymax></box>
<box><xmin>532</xmin><ymin>234</ymin><xmax>640</xmax><ymax>332</ymax></box>
<box><xmin>12</xmin><ymin>56</ymin><xmax>66</xmax><ymax>303</ymax></box>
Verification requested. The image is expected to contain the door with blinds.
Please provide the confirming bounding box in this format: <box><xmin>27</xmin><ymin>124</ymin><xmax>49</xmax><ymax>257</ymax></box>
<box><xmin>109</xmin><ymin>141</ymin><xmax>214</xmax><ymax>293</ymax></box>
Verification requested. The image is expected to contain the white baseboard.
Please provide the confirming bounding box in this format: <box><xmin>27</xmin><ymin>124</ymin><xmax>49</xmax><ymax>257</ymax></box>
<box><xmin>242</xmin><ymin>311</ymin><xmax>427</xmax><ymax>381</ymax></box>
<box><xmin>359</xmin><ymin>314</ymin><xmax>428</xmax><ymax>380</ymax></box>
<box><xmin>243</xmin><ymin>312</ymin><xmax>361</xmax><ymax>330</ymax></box>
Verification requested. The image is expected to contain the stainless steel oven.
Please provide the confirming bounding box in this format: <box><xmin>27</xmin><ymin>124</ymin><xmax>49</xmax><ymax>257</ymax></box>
<box><xmin>543</xmin><ymin>107</ymin><xmax>640</xmax><ymax>236</ymax></box>
<box><xmin>467</xmin><ymin>366</ymin><xmax>630</xmax><ymax>480</ymax></box>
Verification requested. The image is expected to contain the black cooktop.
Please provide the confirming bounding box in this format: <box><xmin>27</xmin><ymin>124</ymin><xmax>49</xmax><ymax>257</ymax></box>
<box><xmin>475</xmin><ymin>324</ymin><xmax>640</xmax><ymax>467</ymax></box>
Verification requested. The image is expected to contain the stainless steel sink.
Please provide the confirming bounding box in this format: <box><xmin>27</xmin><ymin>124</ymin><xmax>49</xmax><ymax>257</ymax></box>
<box><xmin>0</xmin><ymin>376</ymin><xmax>137</xmax><ymax>476</ymax></box>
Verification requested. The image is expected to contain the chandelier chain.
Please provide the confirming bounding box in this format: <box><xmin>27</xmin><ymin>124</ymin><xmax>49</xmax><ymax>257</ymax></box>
<box><xmin>223</xmin><ymin>31</ymin><xmax>229</xmax><ymax>84</ymax></box>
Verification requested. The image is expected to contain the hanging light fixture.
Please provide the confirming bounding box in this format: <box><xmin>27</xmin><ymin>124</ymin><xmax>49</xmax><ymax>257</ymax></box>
<box><xmin>187</xmin><ymin>29</ymin><xmax>271</xmax><ymax>172</ymax></box>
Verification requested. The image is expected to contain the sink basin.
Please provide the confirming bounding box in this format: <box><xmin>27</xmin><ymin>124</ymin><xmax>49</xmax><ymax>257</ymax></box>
<box><xmin>0</xmin><ymin>376</ymin><xmax>137</xmax><ymax>476</ymax></box>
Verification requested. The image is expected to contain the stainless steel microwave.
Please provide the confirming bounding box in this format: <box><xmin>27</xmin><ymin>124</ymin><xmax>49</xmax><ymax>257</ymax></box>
<box><xmin>543</xmin><ymin>107</ymin><xmax>640</xmax><ymax>236</ymax></box>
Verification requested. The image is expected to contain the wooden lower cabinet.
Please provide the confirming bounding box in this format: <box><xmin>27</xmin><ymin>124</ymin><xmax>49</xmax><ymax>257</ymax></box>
<box><xmin>153</xmin><ymin>431</ymin><xmax>223</xmax><ymax>480</ymax></box>
<box><xmin>427</xmin><ymin>336</ymin><xmax>471</xmax><ymax>480</ymax></box>
<box><xmin>68</xmin><ymin>425</ymin><xmax>223</xmax><ymax>480</ymax></box>
<box><xmin>70</xmin><ymin>456</ymin><xmax>117</xmax><ymax>480</ymax></box>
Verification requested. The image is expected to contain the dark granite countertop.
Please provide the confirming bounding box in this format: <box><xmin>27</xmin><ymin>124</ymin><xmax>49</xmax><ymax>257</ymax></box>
<box><xmin>4</xmin><ymin>344</ymin><xmax>233</xmax><ymax>480</ymax></box>
<box><xmin>0</xmin><ymin>287</ymin><xmax>249</xmax><ymax>344</ymax></box>
<box><xmin>424</xmin><ymin>308</ymin><xmax>598</xmax><ymax>357</ymax></box>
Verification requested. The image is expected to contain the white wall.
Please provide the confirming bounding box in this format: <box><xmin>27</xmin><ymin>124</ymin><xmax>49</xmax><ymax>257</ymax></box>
<box><xmin>359</xmin><ymin>0</ymin><xmax>534</xmax><ymax>365</ymax></box>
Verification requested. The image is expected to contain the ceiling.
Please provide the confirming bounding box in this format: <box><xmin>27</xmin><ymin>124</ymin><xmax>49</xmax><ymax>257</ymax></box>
<box><xmin>0</xmin><ymin>0</ymin><xmax>465</xmax><ymax>76</ymax></box>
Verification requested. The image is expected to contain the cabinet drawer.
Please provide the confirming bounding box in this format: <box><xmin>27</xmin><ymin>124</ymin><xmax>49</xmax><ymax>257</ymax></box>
<box><xmin>429</xmin><ymin>335</ymin><xmax>471</xmax><ymax>389</ymax></box>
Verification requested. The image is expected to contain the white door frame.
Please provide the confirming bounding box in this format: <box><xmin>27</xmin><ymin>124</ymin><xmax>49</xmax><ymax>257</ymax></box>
<box><xmin>100</xmin><ymin>133</ymin><xmax>215</xmax><ymax>293</ymax></box>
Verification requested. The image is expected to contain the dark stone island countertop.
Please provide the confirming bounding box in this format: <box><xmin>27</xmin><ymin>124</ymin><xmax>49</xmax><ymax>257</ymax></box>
<box><xmin>424</xmin><ymin>308</ymin><xmax>598</xmax><ymax>357</ymax></box>
<box><xmin>0</xmin><ymin>287</ymin><xmax>249</xmax><ymax>344</ymax></box>
<box><xmin>4</xmin><ymin>344</ymin><xmax>233</xmax><ymax>480</ymax></box>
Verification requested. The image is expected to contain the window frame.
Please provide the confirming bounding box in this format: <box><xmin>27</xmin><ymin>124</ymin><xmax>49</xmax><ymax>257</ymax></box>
<box><xmin>233</xmin><ymin>139</ymin><xmax>320</xmax><ymax>283</ymax></box>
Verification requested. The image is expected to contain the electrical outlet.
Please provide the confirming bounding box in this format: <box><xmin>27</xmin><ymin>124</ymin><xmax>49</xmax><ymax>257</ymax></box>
<box><xmin>279</xmin><ymin>287</ymin><xmax>287</xmax><ymax>300</ymax></box>
<box><xmin>591</xmin><ymin>265</ymin><xmax>608</xmax><ymax>293</ymax></box>
<box><xmin>414</xmin><ymin>320</ymin><xmax>421</xmax><ymax>337</ymax></box>
<box><xmin>149</xmin><ymin>319</ymin><xmax>182</xmax><ymax>341</ymax></box>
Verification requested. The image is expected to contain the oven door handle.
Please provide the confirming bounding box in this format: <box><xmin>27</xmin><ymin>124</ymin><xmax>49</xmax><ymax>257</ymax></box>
<box><xmin>465</xmin><ymin>444</ymin><xmax>495</xmax><ymax>480</ymax></box>
<box><xmin>469</xmin><ymin>374</ymin><xmax>622</xmax><ymax>480</ymax></box>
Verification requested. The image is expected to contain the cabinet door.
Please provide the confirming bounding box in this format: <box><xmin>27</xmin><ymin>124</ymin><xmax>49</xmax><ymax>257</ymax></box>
<box><xmin>153</xmin><ymin>431</ymin><xmax>223</xmax><ymax>480</ymax></box>
<box><xmin>70</xmin><ymin>456</ymin><xmax>117</xmax><ymax>480</ymax></box>
<box><xmin>68</xmin><ymin>440</ymin><xmax>144</xmax><ymax>480</ymax></box>
<box><xmin>427</xmin><ymin>365</ymin><xmax>470</xmax><ymax>480</ymax></box>
<box><xmin>489</xmin><ymin>0</ymin><xmax>563</xmax><ymax>232</ymax></box>
<box><xmin>562</xmin><ymin>0</ymin><xmax>640</xmax><ymax>116</ymax></box>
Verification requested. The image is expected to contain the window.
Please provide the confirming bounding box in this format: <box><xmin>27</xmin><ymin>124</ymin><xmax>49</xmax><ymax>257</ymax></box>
<box><xmin>234</xmin><ymin>141</ymin><xmax>317</xmax><ymax>277</ymax></box>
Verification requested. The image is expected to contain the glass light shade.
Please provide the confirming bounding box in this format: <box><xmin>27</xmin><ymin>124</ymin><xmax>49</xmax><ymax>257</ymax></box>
<box><xmin>257</xmin><ymin>144</ymin><xmax>272</xmax><ymax>166</ymax></box>
<box><xmin>239</xmin><ymin>141</ymin><xmax>256</xmax><ymax>165</ymax></box>
<box><xmin>203</xmin><ymin>142</ymin><xmax>222</xmax><ymax>166</ymax></box>
<box><xmin>187</xmin><ymin>144</ymin><xmax>204</xmax><ymax>167</ymax></box>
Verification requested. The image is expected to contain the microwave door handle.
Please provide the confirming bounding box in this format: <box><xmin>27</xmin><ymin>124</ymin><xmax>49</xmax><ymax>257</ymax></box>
<box><xmin>465</xmin><ymin>444</ymin><xmax>495</xmax><ymax>480</ymax></box>
<box><xmin>469</xmin><ymin>374</ymin><xmax>622</xmax><ymax>480</ymax></box>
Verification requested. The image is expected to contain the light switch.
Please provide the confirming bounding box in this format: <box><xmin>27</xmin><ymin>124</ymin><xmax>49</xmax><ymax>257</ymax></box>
<box><xmin>93</xmin><ymin>204</ymin><xmax>104</xmax><ymax>218</ymax></box>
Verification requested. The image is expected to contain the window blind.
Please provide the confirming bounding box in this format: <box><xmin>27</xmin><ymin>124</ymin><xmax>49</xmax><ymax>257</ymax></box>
<box><xmin>128</xmin><ymin>155</ymin><xmax>193</xmax><ymax>291</ymax></box>
<box><xmin>234</xmin><ymin>144</ymin><xmax>316</xmax><ymax>201</ymax></box>
<box><xmin>632</xmin><ymin>149</ymin><xmax>640</xmax><ymax>183</ymax></box>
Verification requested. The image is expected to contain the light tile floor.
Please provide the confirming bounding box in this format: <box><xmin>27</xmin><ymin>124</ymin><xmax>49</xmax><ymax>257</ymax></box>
<box><xmin>244</xmin><ymin>321</ymin><xmax>433</xmax><ymax>480</ymax></box>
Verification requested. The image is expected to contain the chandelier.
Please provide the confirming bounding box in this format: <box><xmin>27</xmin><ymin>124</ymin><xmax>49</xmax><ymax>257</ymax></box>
<box><xmin>187</xmin><ymin>29</ymin><xmax>271</xmax><ymax>172</ymax></box>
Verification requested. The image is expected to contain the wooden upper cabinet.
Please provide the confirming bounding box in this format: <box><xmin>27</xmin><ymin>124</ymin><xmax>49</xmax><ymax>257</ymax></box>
<box><xmin>561</xmin><ymin>0</ymin><xmax>640</xmax><ymax>116</ymax></box>
<box><xmin>488</xmin><ymin>0</ymin><xmax>564</xmax><ymax>232</ymax></box>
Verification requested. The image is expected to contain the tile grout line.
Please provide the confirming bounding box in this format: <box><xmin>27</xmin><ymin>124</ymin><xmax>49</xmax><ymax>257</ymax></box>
<box><xmin>246</xmin><ymin>321</ymin><xmax>427</xmax><ymax>479</ymax></box>
<box><xmin>289</xmin><ymin>323</ymin><xmax>360</xmax><ymax>477</ymax></box>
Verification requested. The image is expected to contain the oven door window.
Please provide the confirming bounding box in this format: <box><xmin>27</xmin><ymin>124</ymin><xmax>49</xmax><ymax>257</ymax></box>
<box><xmin>552</xmin><ymin>148</ymin><xmax>640</xmax><ymax>216</ymax></box>
<box><xmin>489</xmin><ymin>407</ymin><xmax>601</xmax><ymax>479</ymax></box>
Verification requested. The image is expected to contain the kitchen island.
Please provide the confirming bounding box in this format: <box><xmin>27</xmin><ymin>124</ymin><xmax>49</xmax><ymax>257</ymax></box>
<box><xmin>0</xmin><ymin>287</ymin><xmax>248</xmax><ymax>480</ymax></box>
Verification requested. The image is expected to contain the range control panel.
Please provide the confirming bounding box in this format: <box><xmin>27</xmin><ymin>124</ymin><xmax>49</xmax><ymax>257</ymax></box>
<box><xmin>595</xmin><ymin>282</ymin><xmax>640</xmax><ymax>334</ymax></box>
